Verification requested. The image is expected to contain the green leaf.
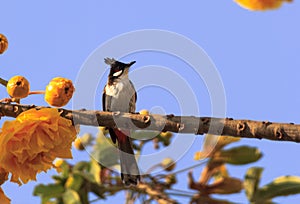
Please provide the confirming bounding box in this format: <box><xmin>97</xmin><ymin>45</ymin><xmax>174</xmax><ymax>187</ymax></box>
<box><xmin>33</xmin><ymin>183</ymin><xmax>65</xmax><ymax>197</ymax></box>
<box><xmin>71</xmin><ymin>160</ymin><xmax>100</xmax><ymax>184</ymax></box>
<box><xmin>212</xmin><ymin>164</ymin><xmax>229</xmax><ymax>181</ymax></box>
<box><xmin>63</xmin><ymin>189</ymin><xmax>81</xmax><ymax>204</ymax></box>
<box><xmin>52</xmin><ymin>175</ymin><xmax>66</xmax><ymax>184</ymax></box>
<box><xmin>201</xmin><ymin>134</ymin><xmax>221</xmax><ymax>158</ymax></box>
<box><xmin>253</xmin><ymin>176</ymin><xmax>300</xmax><ymax>202</ymax></box>
<box><xmin>92</xmin><ymin>134</ymin><xmax>119</xmax><ymax>167</ymax></box>
<box><xmin>192</xmin><ymin>195</ymin><xmax>239</xmax><ymax>204</ymax></box>
<box><xmin>70</xmin><ymin>160</ymin><xmax>100</xmax><ymax>185</ymax></box>
<box><xmin>33</xmin><ymin>183</ymin><xmax>65</xmax><ymax>204</ymax></box>
<box><xmin>89</xmin><ymin>158</ymin><xmax>101</xmax><ymax>184</ymax></box>
<box><xmin>90</xmin><ymin>182</ymin><xmax>106</xmax><ymax>199</ymax></box>
<box><xmin>215</xmin><ymin>146</ymin><xmax>262</xmax><ymax>165</ymax></box>
<box><xmin>65</xmin><ymin>173</ymin><xmax>84</xmax><ymax>191</ymax></box>
<box><xmin>80</xmin><ymin>133</ymin><xmax>93</xmax><ymax>145</ymax></box>
<box><xmin>202</xmin><ymin>135</ymin><xmax>240</xmax><ymax>158</ymax></box>
<box><xmin>73</xmin><ymin>161</ymin><xmax>90</xmax><ymax>172</ymax></box>
<box><xmin>59</xmin><ymin>160</ymin><xmax>71</xmax><ymax>178</ymax></box>
<box><xmin>207</xmin><ymin>177</ymin><xmax>243</xmax><ymax>195</ymax></box>
<box><xmin>131</xmin><ymin>130</ymin><xmax>160</xmax><ymax>140</ymax></box>
<box><xmin>244</xmin><ymin>167</ymin><xmax>264</xmax><ymax>201</ymax></box>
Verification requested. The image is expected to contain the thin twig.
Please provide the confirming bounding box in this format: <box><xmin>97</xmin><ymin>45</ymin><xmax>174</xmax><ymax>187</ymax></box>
<box><xmin>0</xmin><ymin>77</ymin><xmax>8</xmax><ymax>87</ymax></box>
<box><xmin>29</xmin><ymin>91</ymin><xmax>45</xmax><ymax>95</ymax></box>
<box><xmin>167</xmin><ymin>188</ymin><xmax>195</xmax><ymax>196</ymax></box>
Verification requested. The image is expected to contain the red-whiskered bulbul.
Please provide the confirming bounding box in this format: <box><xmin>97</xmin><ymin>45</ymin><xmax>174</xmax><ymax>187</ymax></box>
<box><xmin>102</xmin><ymin>57</ymin><xmax>140</xmax><ymax>185</ymax></box>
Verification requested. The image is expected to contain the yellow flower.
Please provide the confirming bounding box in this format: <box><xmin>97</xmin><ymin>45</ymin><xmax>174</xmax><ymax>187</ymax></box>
<box><xmin>74</xmin><ymin>137</ymin><xmax>85</xmax><ymax>150</ymax></box>
<box><xmin>6</xmin><ymin>76</ymin><xmax>30</xmax><ymax>99</ymax></box>
<box><xmin>194</xmin><ymin>151</ymin><xmax>203</xmax><ymax>161</ymax></box>
<box><xmin>54</xmin><ymin>159</ymin><xmax>66</xmax><ymax>173</ymax></box>
<box><xmin>234</xmin><ymin>0</ymin><xmax>292</xmax><ymax>11</ymax></box>
<box><xmin>0</xmin><ymin>108</ymin><xmax>77</xmax><ymax>185</ymax></box>
<box><xmin>0</xmin><ymin>33</ymin><xmax>8</xmax><ymax>54</ymax></box>
<box><xmin>45</xmin><ymin>77</ymin><xmax>75</xmax><ymax>107</ymax></box>
<box><xmin>0</xmin><ymin>187</ymin><xmax>10</xmax><ymax>204</ymax></box>
<box><xmin>161</xmin><ymin>157</ymin><xmax>176</xmax><ymax>171</ymax></box>
<box><xmin>160</xmin><ymin>131</ymin><xmax>173</xmax><ymax>139</ymax></box>
<box><xmin>139</xmin><ymin>109</ymin><xmax>149</xmax><ymax>115</ymax></box>
<box><xmin>0</xmin><ymin>168</ymin><xmax>8</xmax><ymax>185</ymax></box>
<box><xmin>54</xmin><ymin>159</ymin><xmax>65</xmax><ymax>168</ymax></box>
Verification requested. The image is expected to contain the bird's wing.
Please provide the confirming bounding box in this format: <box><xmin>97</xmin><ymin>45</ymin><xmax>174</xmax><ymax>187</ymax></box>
<box><xmin>129</xmin><ymin>81</ymin><xmax>137</xmax><ymax>113</ymax></box>
<box><xmin>102</xmin><ymin>86</ymin><xmax>110</xmax><ymax>111</ymax></box>
<box><xmin>102</xmin><ymin>86</ymin><xmax>117</xmax><ymax>143</ymax></box>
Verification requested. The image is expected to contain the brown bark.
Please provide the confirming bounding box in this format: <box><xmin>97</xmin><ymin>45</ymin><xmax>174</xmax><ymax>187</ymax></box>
<box><xmin>0</xmin><ymin>102</ymin><xmax>300</xmax><ymax>143</ymax></box>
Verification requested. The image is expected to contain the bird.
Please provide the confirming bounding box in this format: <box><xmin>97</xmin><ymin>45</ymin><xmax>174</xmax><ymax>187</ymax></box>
<box><xmin>102</xmin><ymin>57</ymin><xmax>140</xmax><ymax>185</ymax></box>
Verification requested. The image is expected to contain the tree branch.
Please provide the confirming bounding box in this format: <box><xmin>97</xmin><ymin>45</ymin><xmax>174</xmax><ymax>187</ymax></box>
<box><xmin>0</xmin><ymin>77</ymin><xmax>8</xmax><ymax>87</ymax></box>
<box><xmin>0</xmin><ymin>102</ymin><xmax>299</xmax><ymax>143</ymax></box>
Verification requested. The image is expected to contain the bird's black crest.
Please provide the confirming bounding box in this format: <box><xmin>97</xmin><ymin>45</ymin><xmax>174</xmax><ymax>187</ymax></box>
<box><xmin>104</xmin><ymin>58</ymin><xmax>136</xmax><ymax>84</ymax></box>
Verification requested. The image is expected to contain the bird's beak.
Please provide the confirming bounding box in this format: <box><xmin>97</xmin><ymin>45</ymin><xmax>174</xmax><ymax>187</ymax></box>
<box><xmin>128</xmin><ymin>61</ymin><xmax>136</xmax><ymax>67</ymax></box>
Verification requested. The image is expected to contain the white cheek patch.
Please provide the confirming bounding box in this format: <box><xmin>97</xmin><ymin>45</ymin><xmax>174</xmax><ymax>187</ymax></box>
<box><xmin>113</xmin><ymin>70</ymin><xmax>123</xmax><ymax>77</ymax></box>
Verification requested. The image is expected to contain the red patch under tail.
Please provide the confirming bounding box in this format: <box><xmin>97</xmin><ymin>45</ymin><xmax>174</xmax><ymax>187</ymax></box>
<box><xmin>113</xmin><ymin>129</ymin><xmax>130</xmax><ymax>143</ymax></box>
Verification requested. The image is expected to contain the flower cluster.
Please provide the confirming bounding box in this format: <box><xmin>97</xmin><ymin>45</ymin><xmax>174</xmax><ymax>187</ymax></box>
<box><xmin>1</xmin><ymin>34</ymin><xmax>77</xmax><ymax>203</ymax></box>
<box><xmin>0</xmin><ymin>108</ymin><xmax>77</xmax><ymax>185</ymax></box>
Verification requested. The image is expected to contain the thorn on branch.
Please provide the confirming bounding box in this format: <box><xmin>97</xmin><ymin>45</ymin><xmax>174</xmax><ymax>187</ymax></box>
<box><xmin>13</xmin><ymin>105</ymin><xmax>18</xmax><ymax>113</ymax></box>
<box><xmin>58</xmin><ymin>109</ymin><xmax>64</xmax><ymax>115</ymax></box>
<box><xmin>262</xmin><ymin>121</ymin><xmax>272</xmax><ymax>126</ymax></box>
<box><xmin>29</xmin><ymin>104</ymin><xmax>36</xmax><ymax>109</ymax></box>
<box><xmin>142</xmin><ymin>115</ymin><xmax>151</xmax><ymax>124</ymax></box>
<box><xmin>113</xmin><ymin>111</ymin><xmax>120</xmax><ymax>116</ymax></box>
<box><xmin>275</xmin><ymin>127</ymin><xmax>284</xmax><ymax>139</ymax></box>
<box><xmin>237</xmin><ymin>122</ymin><xmax>246</xmax><ymax>134</ymax></box>
<box><xmin>177</xmin><ymin>123</ymin><xmax>184</xmax><ymax>131</ymax></box>
<box><xmin>201</xmin><ymin>118</ymin><xmax>210</xmax><ymax>125</ymax></box>
<box><xmin>167</xmin><ymin>114</ymin><xmax>175</xmax><ymax>119</ymax></box>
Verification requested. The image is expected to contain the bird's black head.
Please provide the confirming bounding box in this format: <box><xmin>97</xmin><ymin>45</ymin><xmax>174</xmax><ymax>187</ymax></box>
<box><xmin>105</xmin><ymin>58</ymin><xmax>136</xmax><ymax>83</ymax></box>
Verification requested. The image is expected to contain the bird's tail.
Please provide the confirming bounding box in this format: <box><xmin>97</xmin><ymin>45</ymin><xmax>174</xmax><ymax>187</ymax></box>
<box><xmin>116</xmin><ymin>130</ymin><xmax>140</xmax><ymax>185</ymax></box>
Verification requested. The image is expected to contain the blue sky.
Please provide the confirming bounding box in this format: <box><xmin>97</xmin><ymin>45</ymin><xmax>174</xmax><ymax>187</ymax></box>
<box><xmin>1</xmin><ymin>1</ymin><xmax>300</xmax><ymax>203</ymax></box>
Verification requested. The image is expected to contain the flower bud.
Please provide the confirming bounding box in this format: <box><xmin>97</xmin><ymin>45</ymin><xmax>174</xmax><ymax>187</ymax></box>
<box><xmin>0</xmin><ymin>34</ymin><xmax>8</xmax><ymax>54</ymax></box>
<box><xmin>160</xmin><ymin>131</ymin><xmax>173</xmax><ymax>139</ymax></box>
<box><xmin>74</xmin><ymin>138</ymin><xmax>85</xmax><ymax>151</ymax></box>
<box><xmin>6</xmin><ymin>75</ymin><xmax>30</xmax><ymax>99</ymax></box>
<box><xmin>139</xmin><ymin>109</ymin><xmax>149</xmax><ymax>115</ymax></box>
<box><xmin>54</xmin><ymin>159</ymin><xmax>65</xmax><ymax>168</ymax></box>
<box><xmin>165</xmin><ymin>174</ymin><xmax>177</xmax><ymax>185</ymax></box>
<box><xmin>234</xmin><ymin>0</ymin><xmax>292</xmax><ymax>11</ymax></box>
<box><xmin>161</xmin><ymin>157</ymin><xmax>176</xmax><ymax>171</ymax></box>
<box><xmin>45</xmin><ymin>77</ymin><xmax>75</xmax><ymax>107</ymax></box>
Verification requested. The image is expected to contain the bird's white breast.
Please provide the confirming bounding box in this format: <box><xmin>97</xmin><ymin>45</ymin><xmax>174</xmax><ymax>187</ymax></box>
<box><xmin>105</xmin><ymin>81</ymin><xmax>124</xmax><ymax>96</ymax></box>
<box><xmin>105</xmin><ymin>78</ymin><xmax>135</xmax><ymax>112</ymax></box>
